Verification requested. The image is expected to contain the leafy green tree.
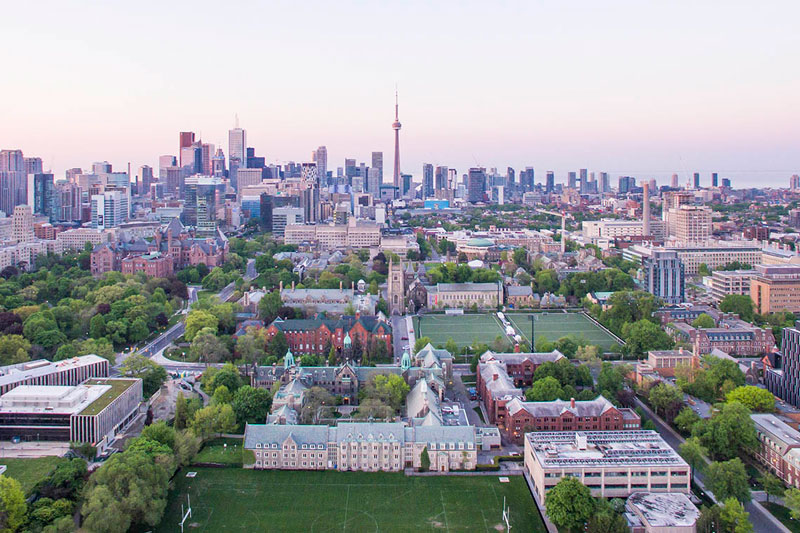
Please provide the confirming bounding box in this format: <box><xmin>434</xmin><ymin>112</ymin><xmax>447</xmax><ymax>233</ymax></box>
<box><xmin>208</xmin><ymin>363</ymin><xmax>243</xmax><ymax>394</ymax></box>
<box><xmin>525</xmin><ymin>376</ymin><xmax>564</xmax><ymax>402</ymax></box>
<box><xmin>719</xmin><ymin>294</ymin><xmax>755</xmax><ymax>322</ymax></box>
<box><xmin>706</xmin><ymin>458</ymin><xmax>751</xmax><ymax>502</ymax></box>
<box><xmin>140</xmin><ymin>421</ymin><xmax>176</xmax><ymax>450</ymax></box>
<box><xmin>586</xmin><ymin>511</ymin><xmax>628</xmax><ymax>533</ymax></box>
<box><xmin>174</xmin><ymin>393</ymin><xmax>189</xmax><ymax>430</ymax></box>
<box><xmin>119</xmin><ymin>354</ymin><xmax>168</xmax><ymax>398</ymax></box>
<box><xmin>725</xmin><ymin>385</ymin><xmax>775</xmax><ymax>412</ymax></box>
<box><xmin>420</xmin><ymin>447</ymin><xmax>430</xmax><ymax>472</ymax></box>
<box><xmin>184</xmin><ymin>310</ymin><xmax>218</xmax><ymax>342</ymax></box>
<box><xmin>232</xmin><ymin>385</ymin><xmax>272</xmax><ymax>430</ymax></box>
<box><xmin>191</xmin><ymin>403</ymin><xmax>237</xmax><ymax>440</ymax></box>
<box><xmin>212</xmin><ymin>384</ymin><xmax>233</xmax><ymax>405</ymax></box>
<box><xmin>444</xmin><ymin>337</ymin><xmax>459</xmax><ymax>356</ymax></box>
<box><xmin>553</xmin><ymin>337</ymin><xmax>578</xmax><ymax>357</ymax></box>
<box><xmin>0</xmin><ymin>475</ymin><xmax>27</xmax><ymax>532</ymax></box>
<box><xmin>674</xmin><ymin>407</ymin><xmax>701</xmax><ymax>434</ymax></box>
<box><xmin>719</xmin><ymin>497</ymin><xmax>753</xmax><ymax>533</ymax></box>
<box><xmin>698</xmin><ymin>263</ymin><xmax>711</xmax><ymax>276</ymax></box>
<box><xmin>621</xmin><ymin>319</ymin><xmax>673</xmax><ymax>356</ymax></box>
<box><xmin>0</xmin><ymin>335</ymin><xmax>30</xmax><ymax>366</ymax></box>
<box><xmin>258</xmin><ymin>291</ymin><xmax>282</xmax><ymax>322</ymax></box>
<box><xmin>362</xmin><ymin>374</ymin><xmax>410</xmax><ymax>411</ymax></box>
<box><xmin>679</xmin><ymin>437</ymin><xmax>708</xmax><ymax>485</ymax></box>
<box><xmin>648</xmin><ymin>382</ymin><xmax>683</xmax><ymax>419</ymax></box>
<box><xmin>697</xmin><ymin>401</ymin><xmax>758</xmax><ymax>460</ymax></box>
<box><xmin>190</xmin><ymin>328</ymin><xmax>231</xmax><ymax>364</ymax></box>
<box><xmin>597</xmin><ymin>362</ymin><xmax>625</xmax><ymax>397</ymax></box>
<box><xmin>266</xmin><ymin>331</ymin><xmax>289</xmax><ymax>360</ymax></box>
<box><xmin>535</xmin><ymin>335</ymin><xmax>554</xmax><ymax>352</ymax></box>
<box><xmin>785</xmin><ymin>487</ymin><xmax>800</xmax><ymax>519</ymax></box>
<box><xmin>692</xmin><ymin>313</ymin><xmax>716</xmax><ymax>329</ymax></box>
<box><xmin>89</xmin><ymin>314</ymin><xmax>106</xmax><ymax>339</ymax></box>
<box><xmin>414</xmin><ymin>336</ymin><xmax>432</xmax><ymax>353</ymax></box>
<box><xmin>545</xmin><ymin>477</ymin><xmax>595</xmax><ymax>532</ymax></box>
<box><xmin>761</xmin><ymin>473</ymin><xmax>785</xmax><ymax>503</ymax></box>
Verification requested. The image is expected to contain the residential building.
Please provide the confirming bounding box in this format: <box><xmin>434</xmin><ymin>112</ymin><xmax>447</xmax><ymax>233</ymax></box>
<box><xmin>666</xmin><ymin>205</ymin><xmax>711</xmax><ymax>244</ymax></box>
<box><xmin>643</xmin><ymin>250</ymin><xmax>684</xmax><ymax>304</ymax></box>
<box><xmin>504</xmin><ymin>396</ymin><xmax>640</xmax><ymax>444</ymax></box>
<box><xmin>243</xmin><ymin>421</ymin><xmax>477</xmax><ymax>472</ymax></box>
<box><xmin>11</xmin><ymin>205</ymin><xmax>33</xmax><ymax>244</ymax></box>
<box><xmin>524</xmin><ymin>430</ymin><xmax>691</xmax><ymax>501</ymax></box>
<box><xmin>709</xmin><ymin>269</ymin><xmax>757</xmax><ymax>302</ymax></box>
<box><xmin>750</xmin><ymin>265</ymin><xmax>800</xmax><ymax>314</ymax></box>
<box><xmin>751</xmin><ymin>414</ymin><xmax>800</xmax><ymax>489</ymax></box>
<box><xmin>0</xmin><ymin>378</ymin><xmax>141</xmax><ymax>448</ymax></box>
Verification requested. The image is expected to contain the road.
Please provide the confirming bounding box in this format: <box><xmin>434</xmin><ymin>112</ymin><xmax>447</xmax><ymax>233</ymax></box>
<box><xmin>245</xmin><ymin>258</ymin><xmax>256</xmax><ymax>281</ymax></box>
<box><xmin>390</xmin><ymin>314</ymin><xmax>410</xmax><ymax>362</ymax></box>
<box><xmin>633</xmin><ymin>397</ymin><xmax>788</xmax><ymax>533</ymax></box>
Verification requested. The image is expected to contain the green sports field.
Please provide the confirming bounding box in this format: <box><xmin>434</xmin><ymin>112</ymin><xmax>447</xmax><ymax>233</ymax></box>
<box><xmin>155</xmin><ymin>468</ymin><xmax>545</xmax><ymax>532</ymax></box>
<box><xmin>413</xmin><ymin>314</ymin><xmax>507</xmax><ymax>348</ymax></box>
<box><xmin>506</xmin><ymin>312</ymin><xmax>620</xmax><ymax>351</ymax></box>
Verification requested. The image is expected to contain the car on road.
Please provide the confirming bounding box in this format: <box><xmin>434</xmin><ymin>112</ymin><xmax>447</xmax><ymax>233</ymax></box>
<box><xmin>468</xmin><ymin>387</ymin><xmax>477</xmax><ymax>400</ymax></box>
<box><xmin>401</xmin><ymin>336</ymin><xmax>408</xmax><ymax>340</ymax></box>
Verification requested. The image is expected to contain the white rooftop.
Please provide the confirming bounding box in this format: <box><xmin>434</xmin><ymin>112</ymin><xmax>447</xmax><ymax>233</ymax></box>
<box><xmin>627</xmin><ymin>492</ymin><xmax>699</xmax><ymax>527</ymax></box>
<box><xmin>0</xmin><ymin>384</ymin><xmax>110</xmax><ymax>414</ymax></box>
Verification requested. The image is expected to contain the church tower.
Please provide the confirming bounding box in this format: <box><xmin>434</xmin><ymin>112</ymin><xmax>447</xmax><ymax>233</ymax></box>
<box><xmin>387</xmin><ymin>257</ymin><xmax>405</xmax><ymax>315</ymax></box>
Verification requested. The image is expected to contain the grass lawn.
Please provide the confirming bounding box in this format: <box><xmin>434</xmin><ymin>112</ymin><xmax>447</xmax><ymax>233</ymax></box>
<box><xmin>0</xmin><ymin>456</ymin><xmax>65</xmax><ymax>494</ymax></box>
<box><xmin>506</xmin><ymin>312</ymin><xmax>621</xmax><ymax>352</ymax></box>
<box><xmin>473</xmin><ymin>406</ymin><xmax>486</xmax><ymax>424</ymax></box>
<box><xmin>193</xmin><ymin>438</ymin><xmax>244</xmax><ymax>465</ymax></box>
<box><xmin>155</xmin><ymin>468</ymin><xmax>546</xmax><ymax>532</ymax></box>
<box><xmin>414</xmin><ymin>314</ymin><xmax>507</xmax><ymax>349</ymax></box>
<box><xmin>763</xmin><ymin>502</ymin><xmax>800</xmax><ymax>532</ymax></box>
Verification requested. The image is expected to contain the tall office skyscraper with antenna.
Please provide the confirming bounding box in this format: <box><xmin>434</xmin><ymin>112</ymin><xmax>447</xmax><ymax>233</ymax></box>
<box><xmin>392</xmin><ymin>90</ymin><xmax>402</xmax><ymax>191</ymax></box>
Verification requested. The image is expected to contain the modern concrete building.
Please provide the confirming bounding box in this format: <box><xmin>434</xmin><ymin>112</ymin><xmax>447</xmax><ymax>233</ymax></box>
<box><xmin>624</xmin><ymin>244</ymin><xmax>762</xmax><ymax>275</ymax></box>
<box><xmin>765</xmin><ymin>322</ymin><xmax>800</xmax><ymax>407</ymax></box>
<box><xmin>750</xmin><ymin>265</ymin><xmax>800</xmax><ymax>314</ymax></box>
<box><xmin>709</xmin><ymin>269</ymin><xmax>756</xmax><ymax>302</ymax></box>
<box><xmin>643</xmin><ymin>250</ymin><xmax>685</xmax><ymax>304</ymax></box>
<box><xmin>666</xmin><ymin>205</ymin><xmax>711</xmax><ymax>244</ymax></box>
<box><xmin>0</xmin><ymin>355</ymin><xmax>109</xmax><ymax>396</ymax></box>
<box><xmin>524</xmin><ymin>430</ymin><xmax>690</xmax><ymax>501</ymax></box>
<box><xmin>582</xmin><ymin>219</ymin><xmax>667</xmax><ymax>241</ymax></box>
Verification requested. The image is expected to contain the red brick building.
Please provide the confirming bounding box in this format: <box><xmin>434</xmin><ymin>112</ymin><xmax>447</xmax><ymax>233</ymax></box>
<box><xmin>476</xmin><ymin>361</ymin><xmax>523</xmax><ymax>426</ymax></box>
<box><xmin>479</xmin><ymin>350</ymin><xmax>566</xmax><ymax>387</ymax></box>
<box><xmin>505</xmin><ymin>396</ymin><xmax>641</xmax><ymax>444</ymax></box>
<box><xmin>265</xmin><ymin>315</ymin><xmax>392</xmax><ymax>357</ymax></box>
<box><xmin>121</xmin><ymin>252</ymin><xmax>174</xmax><ymax>278</ymax></box>
<box><xmin>751</xmin><ymin>414</ymin><xmax>800</xmax><ymax>489</ymax></box>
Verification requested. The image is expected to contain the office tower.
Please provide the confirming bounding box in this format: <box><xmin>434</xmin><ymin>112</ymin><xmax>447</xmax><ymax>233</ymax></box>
<box><xmin>158</xmin><ymin>155</ymin><xmax>176</xmax><ymax>180</ymax></box>
<box><xmin>568</xmin><ymin>172</ymin><xmax>577</xmax><ymax>189</ymax></box>
<box><xmin>65</xmin><ymin>168</ymin><xmax>82</xmax><ymax>182</ymax></box>
<box><xmin>138</xmin><ymin>166</ymin><xmax>153</xmax><ymax>195</ymax></box>
<box><xmin>643</xmin><ymin>250</ymin><xmax>685</xmax><ymax>304</ymax></box>
<box><xmin>505</xmin><ymin>167</ymin><xmax>515</xmax><ymax>186</ymax></box>
<box><xmin>11</xmin><ymin>205</ymin><xmax>34</xmax><ymax>244</ymax></box>
<box><xmin>344</xmin><ymin>158</ymin><xmax>357</xmax><ymax>181</ymax></box>
<box><xmin>367</xmin><ymin>168</ymin><xmax>381</xmax><ymax>195</ymax></box>
<box><xmin>90</xmin><ymin>189</ymin><xmax>126</xmax><ymax>229</ymax></box>
<box><xmin>237</xmin><ymin>168</ymin><xmax>263</xmax><ymax>191</ymax></box>
<box><xmin>55</xmin><ymin>182</ymin><xmax>81</xmax><ymax>222</ymax></box>
<box><xmin>180</xmin><ymin>144</ymin><xmax>202</xmax><ymax>177</ymax></box>
<box><xmin>648</xmin><ymin>178</ymin><xmax>657</xmax><ymax>192</ymax></box>
<box><xmin>183</xmin><ymin>176</ymin><xmax>222</xmax><ymax>236</ymax></box>
<box><xmin>546</xmin><ymin>171</ymin><xmax>555</xmax><ymax>194</ymax></box>
<box><xmin>448</xmin><ymin>169</ymin><xmax>458</xmax><ymax>191</ymax></box>
<box><xmin>711</xmin><ymin>172</ymin><xmax>719</xmax><ymax>187</ymax></box>
<box><xmin>642</xmin><ymin>182</ymin><xmax>651</xmax><ymax>237</ymax></box>
<box><xmin>92</xmin><ymin>161</ymin><xmax>112</xmax><ymax>174</ymax></box>
<box><xmin>518</xmin><ymin>168</ymin><xmax>533</xmax><ymax>191</ymax></box>
<box><xmin>228</xmin><ymin>127</ymin><xmax>247</xmax><ymax>170</ymax></box>
<box><xmin>211</xmin><ymin>149</ymin><xmax>226</xmax><ymax>177</ymax></box>
<box><xmin>0</xmin><ymin>149</ymin><xmax>26</xmax><ymax>217</ymax></box>
<box><xmin>201</xmin><ymin>143</ymin><xmax>214</xmax><ymax>175</ymax></box>
<box><xmin>618</xmin><ymin>176</ymin><xmax>636</xmax><ymax>194</ymax></box>
<box><xmin>579</xmin><ymin>168</ymin><xmax>588</xmax><ymax>193</ymax></box>
<box><xmin>179</xmin><ymin>131</ymin><xmax>195</xmax><ymax>153</ymax></box>
<box><xmin>401</xmin><ymin>174</ymin><xmax>412</xmax><ymax>197</ymax></box>
<box><xmin>423</xmin><ymin>164</ymin><xmax>434</xmax><ymax>198</ymax></box>
<box><xmin>668</xmin><ymin>205</ymin><xmax>712</xmax><ymax>244</ymax></box>
<box><xmin>693</xmin><ymin>172</ymin><xmax>700</xmax><ymax>189</ymax></box>
<box><xmin>435</xmin><ymin>166</ymin><xmax>448</xmax><ymax>191</ymax></box>
<box><xmin>671</xmin><ymin>173</ymin><xmax>679</xmax><ymax>188</ymax></box>
<box><xmin>467</xmin><ymin>168</ymin><xmax>486</xmax><ymax>203</ymax></box>
<box><xmin>371</xmin><ymin>152</ymin><xmax>383</xmax><ymax>183</ymax></box>
<box><xmin>246</xmin><ymin>147</ymin><xmax>265</xmax><ymax>171</ymax></box>
<box><xmin>312</xmin><ymin>146</ymin><xmax>328</xmax><ymax>181</ymax></box>
<box><xmin>599</xmin><ymin>172</ymin><xmax>609</xmax><ymax>194</ymax></box>
<box><xmin>24</xmin><ymin>157</ymin><xmax>42</xmax><ymax>175</ymax></box>
<box><xmin>721</xmin><ymin>178</ymin><xmax>731</xmax><ymax>188</ymax></box>
<box><xmin>392</xmin><ymin>91</ymin><xmax>402</xmax><ymax>190</ymax></box>
<box><xmin>32</xmin><ymin>173</ymin><xmax>55</xmax><ymax>220</ymax></box>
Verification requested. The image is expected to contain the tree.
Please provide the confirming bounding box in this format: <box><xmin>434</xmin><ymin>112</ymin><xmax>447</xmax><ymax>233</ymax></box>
<box><xmin>232</xmin><ymin>386</ymin><xmax>272</xmax><ymax>430</ymax></box>
<box><xmin>586</xmin><ymin>512</ymin><xmax>628</xmax><ymax>533</ymax></box>
<box><xmin>697</xmin><ymin>504</ymin><xmax>722</xmax><ymax>533</ymax></box>
<box><xmin>420</xmin><ymin>447</ymin><xmax>430</xmax><ymax>472</ymax></box>
<box><xmin>679</xmin><ymin>437</ymin><xmax>708</xmax><ymax>485</ymax></box>
<box><xmin>725</xmin><ymin>385</ymin><xmax>775</xmax><ymax>412</ymax></box>
<box><xmin>119</xmin><ymin>354</ymin><xmax>167</xmax><ymax>398</ymax></box>
<box><xmin>414</xmin><ymin>336</ymin><xmax>432</xmax><ymax>353</ymax></box>
<box><xmin>444</xmin><ymin>338</ymin><xmax>459</xmax><ymax>356</ymax></box>
<box><xmin>258</xmin><ymin>291</ymin><xmax>282</xmax><ymax>322</ymax></box>
<box><xmin>362</xmin><ymin>374</ymin><xmax>410</xmax><ymax>412</ymax></box>
<box><xmin>0</xmin><ymin>475</ymin><xmax>27</xmax><ymax>533</ymax></box>
<box><xmin>692</xmin><ymin>313</ymin><xmax>716</xmax><ymax>329</ymax></box>
<box><xmin>184</xmin><ymin>310</ymin><xmax>218</xmax><ymax>342</ymax></box>
<box><xmin>174</xmin><ymin>392</ymin><xmax>189</xmax><ymax>430</ymax></box>
<box><xmin>719</xmin><ymin>294</ymin><xmax>755</xmax><ymax>322</ymax></box>
<box><xmin>719</xmin><ymin>497</ymin><xmax>753</xmax><ymax>533</ymax></box>
<box><xmin>191</xmin><ymin>403</ymin><xmax>236</xmax><ymax>440</ymax></box>
<box><xmin>525</xmin><ymin>376</ymin><xmax>564</xmax><ymax>402</ymax></box>
<box><xmin>81</xmin><ymin>451</ymin><xmax>169</xmax><ymax>532</ymax></box>
<box><xmin>698</xmin><ymin>263</ymin><xmax>711</xmax><ymax>276</ymax></box>
<box><xmin>785</xmin><ymin>488</ymin><xmax>800</xmax><ymax>519</ymax></box>
<box><xmin>89</xmin><ymin>314</ymin><xmax>106</xmax><ymax>339</ymax></box>
<box><xmin>674</xmin><ymin>407</ymin><xmax>701</xmax><ymax>434</ymax></box>
<box><xmin>212</xmin><ymin>385</ymin><xmax>233</xmax><ymax>405</ymax></box>
<box><xmin>621</xmin><ymin>319</ymin><xmax>673</xmax><ymax>356</ymax></box>
<box><xmin>706</xmin><ymin>458</ymin><xmax>750</xmax><ymax>502</ymax></box>
<box><xmin>0</xmin><ymin>335</ymin><xmax>30</xmax><ymax>366</ymax></box>
<box><xmin>761</xmin><ymin>473</ymin><xmax>785</xmax><ymax>503</ymax></box>
<box><xmin>534</xmin><ymin>335</ymin><xmax>554</xmax><ymax>353</ymax></box>
<box><xmin>648</xmin><ymin>382</ymin><xmax>683</xmax><ymax>419</ymax></box>
<box><xmin>140</xmin><ymin>421</ymin><xmax>176</xmax><ymax>450</ymax></box>
<box><xmin>190</xmin><ymin>328</ymin><xmax>231</xmax><ymax>364</ymax></box>
<box><xmin>207</xmin><ymin>363</ymin><xmax>243</xmax><ymax>394</ymax></box>
<box><xmin>545</xmin><ymin>477</ymin><xmax>595</xmax><ymax>532</ymax></box>
<box><xmin>698</xmin><ymin>401</ymin><xmax>758</xmax><ymax>460</ymax></box>
<box><xmin>597</xmin><ymin>363</ymin><xmax>625</xmax><ymax>397</ymax></box>
<box><xmin>266</xmin><ymin>331</ymin><xmax>289</xmax><ymax>360</ymax></box>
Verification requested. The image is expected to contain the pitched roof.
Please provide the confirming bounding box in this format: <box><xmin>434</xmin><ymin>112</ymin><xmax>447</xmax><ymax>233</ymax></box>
<box><xmin>244</xmin><ymin>424</ymin><xmax>328</xmax><ymax>448</ymax></box>
<box><xmin>506</xmin><ymin>395</ymin><xmax>617</xmax><ymax>418</ymax></box>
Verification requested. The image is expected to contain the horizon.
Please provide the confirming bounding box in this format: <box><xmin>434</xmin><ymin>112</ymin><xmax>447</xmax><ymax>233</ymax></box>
<box><xmin>2</xmin><ymin>1</ymin><xmax>799</xmax><ymax>187</ymax></box>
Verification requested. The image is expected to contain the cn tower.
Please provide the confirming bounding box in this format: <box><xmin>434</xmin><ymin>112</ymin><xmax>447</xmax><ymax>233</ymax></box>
<box><xmin>392</xmin><ymin>90</ymin><xmax>402</xmax><ymax>191</ymax></box>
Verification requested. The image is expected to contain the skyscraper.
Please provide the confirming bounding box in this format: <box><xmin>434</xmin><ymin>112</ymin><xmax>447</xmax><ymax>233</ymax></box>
<box><xmin>392</xmin><ymin>90</ymin><xmax>402</xmax><ymax>191</ymax></box>
<box><xmin>467</xmin><ymin>168</ymin><xmax>486</xmax><ymax>203</ymax></box>
<box><xmin>520</xmin><ymin>167</ymin><xmax>534</xmax><ymax>191</ymax></box>
<box><xmin>11</xmin><ymin>205</ymin><xmax>34</xmax><ymax>244</ymax></box>
<box><xmin>618</xmin><ymin>176</ymin><xmax>636</xmax><ymax>194</ymax></box>
<box><xmin>422</xmin><ymin>164</ymin><xmax>434</xmax><ymax>198</ymax></box>
<box><xmin>228</xmin><ymin>126</ymin><xmax>247</xmax><ymax>170</ymax></box>
<box><xmin>643</xmin><ymin>250</ymin><xmax>685</xmax><ymax>304</ymax></box>
<box><xmin>179</xmin><ymin>132</ymin><xmax>195</xmax><ymax>167</ymax></box>
<box><xmin>32</xmin><ymin>173</ymin><xmax>55</xmax><ymax>221</ymax></box>
<box><xmin>568</xmin><ymin>172</ymin><xmax>577</xmax><ymax>189</ymax></box>
<box><xmin>546</xmin><ymin>171</ymin><xmax>555</xmax><ymax>194</ymax></box>
<box><xmin>24</xmin><ymin>157</ymin><xmax>42</xmax><ymax>175</ymax></box>
<box><xmin>201</xmin><ymin>142</ymin><xmax>214</xmax><ymax>176</ymax></box>
<box><xmin>0</xmin><ymin>149</ymin><xmax>26</xmax><ymax>217</ymax></box>
<box><xmin>579</xmin><ymin>168</ymin><xmax>588</xmax><ymax>193</ymax></box>
<box><xmin>506</xmin><ymin>167</ymin><xmax>515</xmax><ymax>186</ymax></box>
<box><xmin>599</xmin><ymin>172</ymin><xmax>609</xmax><ymax>193</ymax></box>
<box><xmin>711</xmin><ymin>172</ymin><xmax>719</xmax><ymax>187</ymax></box>
<box><xmin>435</xmin><ymin>166</ymin><xmax>448</xmax><ymax>191</ymax></box>
<box><xmin>693</xmin><ymin>172</ymin><xmax>700</xmax><ymax>189</ymax></box>
<box><xmin>671</xmin><ymin>173</ymin><xmax>679</xmax><ymax>188</ymax></box>
<box><xmin>138</xmin><ymin>166</ymin><xmax>153</xmax><ymax>195</ymax></box>
<box><xmin>371</xmin><ymin>152</ymin><xmax>383</xmax><ymax>183</ymax></box>
<box><xmin>313</xmin><ymin>146</ymin><xmax>328</xmax><ymax>182</ymax></box>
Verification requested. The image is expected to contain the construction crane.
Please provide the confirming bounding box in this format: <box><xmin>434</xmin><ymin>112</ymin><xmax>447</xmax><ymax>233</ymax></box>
<box><xmin>532</xmin><ymin>207</ymin><xmax>573</xmax><ymax>254</ymax></box>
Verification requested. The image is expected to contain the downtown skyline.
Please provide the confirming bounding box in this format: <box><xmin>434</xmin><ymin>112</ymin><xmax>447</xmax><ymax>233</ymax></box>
<box><xmin>2</xmin><ymin>0</ymin><xmax>799</xmax><ymax>186</ymax></box>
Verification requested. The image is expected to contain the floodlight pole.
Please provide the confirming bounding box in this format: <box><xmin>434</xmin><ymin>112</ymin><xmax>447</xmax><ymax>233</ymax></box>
<box><xmin>529</xmin><ymin>315</ymin><xmax>535</xmax><ymax>347</ymax></box>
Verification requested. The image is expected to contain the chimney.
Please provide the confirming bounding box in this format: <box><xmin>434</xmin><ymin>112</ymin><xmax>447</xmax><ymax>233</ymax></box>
<box><xmin>279</xmin><ymin>280</ymin><xmax>283</xmax><ymax>291</ymax></box>
<box><xmin>291</xmin><ymin>280</ymin><xmax>295</xmax><ymax>290</ymax></box>
<box><xmin>642</xmin><ymin>182</ymin><xmax>651</xmax><ymax>238</ymax></box>
<box><xmin>493</xmin><ymin>374</ymin><xmax>499</xmax><ymax>381</ymax></box>
<box><xmin>514</xmin><ymin>343</ymin><xmax>521</xmax><ymax>353</ymax></box>
<box><xmin>339</xmin><ymin>280</ymin><xmax>343</xmax><ymax>290</ymax></box>
<box><xmin>570</xmin><ymin>397</ymin><xmax>576</xmax><ymax>408</ymax></box>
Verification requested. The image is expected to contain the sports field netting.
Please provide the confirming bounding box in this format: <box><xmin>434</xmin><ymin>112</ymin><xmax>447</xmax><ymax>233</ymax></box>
<box><xmin>154</xmin><ymin>468</ymin><xmax>547</xmax><ymax>532</ymax></box>
<box><xmin>413</xmin><ymin>314</ymin><xmax>507</xmax><ymax>348</ymax></box>
<box><xmin>506</xmin><ymin>312</ymin><xmax>621</xmax><ymax>352</ymax></box>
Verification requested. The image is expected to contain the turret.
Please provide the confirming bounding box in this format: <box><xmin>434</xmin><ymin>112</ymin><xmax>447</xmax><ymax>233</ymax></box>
<box><xmin>284</xmin><ymin>348</ymin><xmax>295</xmax><ymax>369</ymax></box>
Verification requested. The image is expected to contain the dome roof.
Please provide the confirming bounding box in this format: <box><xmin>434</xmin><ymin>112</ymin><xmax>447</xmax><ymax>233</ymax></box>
<box><xmin>467</xmin><ymin>237</ymin><xmax>493</xmax><ymax>247</ymax></box>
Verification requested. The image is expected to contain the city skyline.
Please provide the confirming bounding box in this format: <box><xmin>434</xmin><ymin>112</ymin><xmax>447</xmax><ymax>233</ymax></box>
<box><xmin>1</xmin><ymin>1</ymin><xmax>799</xmax><ymax>186</ymax></box>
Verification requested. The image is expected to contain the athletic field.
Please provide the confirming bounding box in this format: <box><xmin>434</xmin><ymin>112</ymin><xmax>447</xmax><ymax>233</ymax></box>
<box><xmin>155</xmin><ymin>468</ymin><xmax>546</xmax><ymax>532</ymax></box>
<box><xmin>413</xmin><ymin>314</ymin><xmax>507</xmax><ymax>349</ymax></box>
<box><xmin>506</xmin><ymin>312</ymin><xmax>620</xmax><ymax>351</ymax></box>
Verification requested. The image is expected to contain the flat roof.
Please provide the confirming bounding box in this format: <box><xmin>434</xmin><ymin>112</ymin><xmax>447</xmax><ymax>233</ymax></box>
<box><xmin>0</xmin><ymin>384</ymin><xmax>110</xmax><ymax>415</ymax></box>
<box><xmin>627</xmin><ymin>492</ymin><xmax>699</xmax><ymax>527</ymax></box>
<box><xmin>80</xmin><ymin>379</ymin><xmax>137</xmax><ymax>416</ymax></box>
<box><xmin>0</xmin><ymin>355</ymin><xmax>107</xmax><ymax>387</ymax></box>
<box><xmin>527</xmin><ymin>430</ymin><xmax>688</xmax><ymax>469</ymax></box>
